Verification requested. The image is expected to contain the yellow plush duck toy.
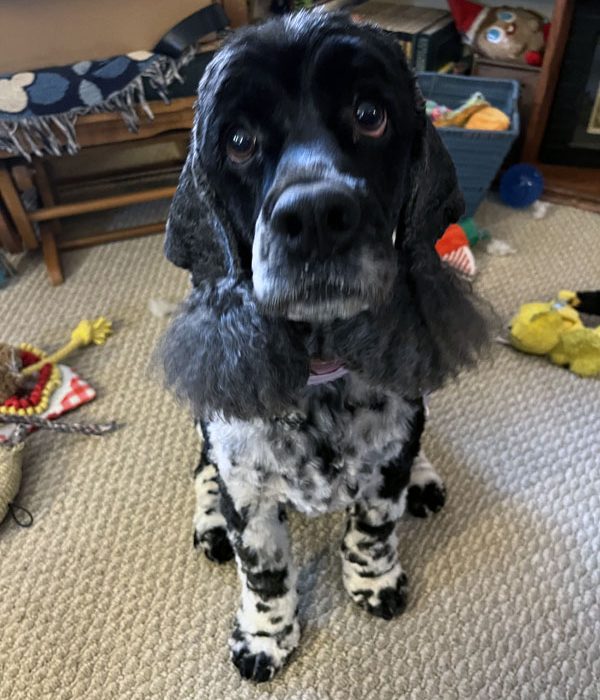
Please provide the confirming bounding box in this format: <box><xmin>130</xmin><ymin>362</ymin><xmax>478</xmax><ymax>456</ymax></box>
<box><xmin>509</xmin><ymin>290</ymin><xmax>600</xmax><ymax>377</ymax></box>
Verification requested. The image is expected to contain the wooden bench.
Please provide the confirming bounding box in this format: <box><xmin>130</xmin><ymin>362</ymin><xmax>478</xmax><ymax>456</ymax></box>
<box><xmin>0</xmin><ymin>96</ymin><xmax>196</xmax><ymax>284</ymax></box>
<box><xmin>0</xmin><ymin>0</ymin><xmax>248</xmax><ymax>284</ymax></box>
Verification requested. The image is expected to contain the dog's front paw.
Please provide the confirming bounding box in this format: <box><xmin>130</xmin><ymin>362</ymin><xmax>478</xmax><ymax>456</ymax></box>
<box><xmin>229</xmin><ymin>618</ymin><xmax>300</xmax><ymax>682</ymax></box>
<box><xmin>406</xmin><ymin>481</ymin><xmax>446</xmax><ymax>518</ymax></box>
<box><xmin>193</xmin><ymin>526</ymin><xmax>234</xmax><ymax>563</ymax></box>
<box><xmin>407</xmin><ymin>453</ymin><xmax>446</xmax><ymax>518</ymax></box>
<box><xmin>232</xmin><ymin>649</ymin><xmax>277</xmax><ymax>683</ymax></box>
<box><xmin>346</xmin><ymin>566</ymin><xmax>408</xmax><ymax>620</ymax></box>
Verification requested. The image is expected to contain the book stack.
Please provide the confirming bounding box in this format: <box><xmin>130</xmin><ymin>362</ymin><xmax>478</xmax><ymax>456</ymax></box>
<box><xmin>346</xmin><ymin>1</ymin><xmax>463</xmax><ymax>72</ymax></box>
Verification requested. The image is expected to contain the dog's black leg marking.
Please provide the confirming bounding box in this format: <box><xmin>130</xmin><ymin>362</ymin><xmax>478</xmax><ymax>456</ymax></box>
<box><xmin>381</xmin><ymin>400</ymin><xmax>446</xmax><ymax>519</ymax></box>
<box><xmin>406</xmin><ymin>451</ymin><xmax>447</xmax><ymax>519</ymax></box>
<box><xmin>378</xmin><ymin>401</ymin><xmax>424</xmax><ymax>501</ymax></box>
<box><xmin>341</xmin><ymin>402</ymin><xmax>427</xmax><ymax>619</ymax></box>
<box><xmin>220</xmin><ymin>480</ymin><xmax>299</xmax><ymax>683</ymax></box>
<box><xmin>192</xmin><ymin>422</ymin><xmax>234</xmax><ymax>563</ymax></box>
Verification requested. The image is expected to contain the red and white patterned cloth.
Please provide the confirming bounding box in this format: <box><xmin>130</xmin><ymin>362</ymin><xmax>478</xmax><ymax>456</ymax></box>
<box><xmin>440</xmin><ymin>244</ymin><xmax>477</xmax><ymax>279</ymax></box>
<box><xmin>0</xmin><ymin>365</ymin><xmax>95</xmax><ymax>443</ymax></box>
<box><xmin>435</xmin><ymin>223</ymin><xmax>477</xmax><ymax>280</ymax></box>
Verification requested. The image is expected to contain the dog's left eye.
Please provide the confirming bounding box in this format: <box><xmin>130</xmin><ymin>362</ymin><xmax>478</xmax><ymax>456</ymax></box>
<box><xmin>354</xmin><ymin>100</ymin><xmax>387</xmax><ymax>138</ymax></box>
<box><xmin>226</xmin><ymin>127</ymin><xmax>257</xmax><ymax>164</ymax></box>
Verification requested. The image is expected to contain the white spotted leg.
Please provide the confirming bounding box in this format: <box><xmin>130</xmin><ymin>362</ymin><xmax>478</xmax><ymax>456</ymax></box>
<box><xmin>220</xmin><ymin>481</ymin><xmax>300</xmax><ymax>683</ymax></box>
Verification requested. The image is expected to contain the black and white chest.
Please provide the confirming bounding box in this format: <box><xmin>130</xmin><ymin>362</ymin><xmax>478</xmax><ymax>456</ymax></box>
<box><xmin>207</xmin><ymin>373</ymin><xmax>422</xmax><ymax>516</ymax></box>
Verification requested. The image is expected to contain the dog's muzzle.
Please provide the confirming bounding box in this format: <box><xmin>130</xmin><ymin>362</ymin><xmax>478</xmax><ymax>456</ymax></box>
<box><xmin>252</xmin><ymin>177</ymin><xmax>397</xmax><ymax>322</ymax></box>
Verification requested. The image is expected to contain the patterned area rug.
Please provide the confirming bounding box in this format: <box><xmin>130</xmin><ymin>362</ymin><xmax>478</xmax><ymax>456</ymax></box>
<box><xmin>0</xmin><ymin>198</ymin><xmax>598</xmax><ymax>699</ymax></box>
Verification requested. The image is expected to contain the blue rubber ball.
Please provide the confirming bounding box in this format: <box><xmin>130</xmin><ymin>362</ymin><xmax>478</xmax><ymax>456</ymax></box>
<box><xmin>500</xmin><ymin>164</ymin><xmax>544</xmax><ymax>208</ymax></box>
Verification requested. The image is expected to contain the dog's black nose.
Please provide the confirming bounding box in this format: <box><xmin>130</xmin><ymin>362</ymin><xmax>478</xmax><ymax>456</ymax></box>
<box><xmin>270</xmin><ymin>183</ymin><xmax>360</xmax><ymax>258</ymax></box>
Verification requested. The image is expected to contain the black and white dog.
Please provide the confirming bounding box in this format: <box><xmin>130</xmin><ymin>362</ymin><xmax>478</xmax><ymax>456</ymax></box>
<box><xmin>160</xmin><ymin>11</ymin><xmax>489</xmax><ymax>682</ymax></box>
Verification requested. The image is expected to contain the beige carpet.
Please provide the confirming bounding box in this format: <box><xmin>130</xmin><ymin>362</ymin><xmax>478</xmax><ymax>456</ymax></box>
<box><xmin>1</xmin><ymin>199</ymin><xmax>599</xmax><ymax>700</ymax></box>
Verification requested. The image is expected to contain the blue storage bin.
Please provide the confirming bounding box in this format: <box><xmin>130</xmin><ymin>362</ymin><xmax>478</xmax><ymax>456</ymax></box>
<box><xmin>417</xmin><ymin>72</ymin><xmax>520</xmax><ymax>217</ymax></box>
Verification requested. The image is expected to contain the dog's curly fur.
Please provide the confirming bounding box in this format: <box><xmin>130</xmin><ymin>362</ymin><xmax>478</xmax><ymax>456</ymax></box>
<box><xmin>159</xmin><ymin>11</ymin><xmax>491</xmax><ymax>682</ymax></box>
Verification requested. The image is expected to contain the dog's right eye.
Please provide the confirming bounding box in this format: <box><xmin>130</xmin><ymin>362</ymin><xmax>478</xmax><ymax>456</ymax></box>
<box><xmin>353</xmin><ymin>100</ymin><xmax>387</xmax><ymax>138</ymax></box>
<box><xmin>226</xmin><ymin>127</ymin><xmax>257</xmax><ymax>164</ymax></box>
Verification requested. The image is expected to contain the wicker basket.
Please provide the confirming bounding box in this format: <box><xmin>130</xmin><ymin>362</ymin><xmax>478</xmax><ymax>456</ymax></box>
<box><xmin>417</xmin><ymin>72</ymin><xmax>520</xmax><ymax>217</ymax></box>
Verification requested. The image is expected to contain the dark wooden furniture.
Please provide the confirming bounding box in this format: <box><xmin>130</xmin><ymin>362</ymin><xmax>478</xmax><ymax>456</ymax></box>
<box><xmin>0</xmin><ymin>0</ymin><xmax>249</xmax><ymax>284</ymax></box>
<box><xmin>521</xmin><ymin>0</ymin><xmax>600</xmax><ymax>212</ymax></box>
<box><xmin>0</xmin><ymin>96</ymin><xmax>196</xmax><ymax>284</ymax></box>
<box><xmin>0</xmin><ymin>201</ymin><xmax>21</xmax><ymax>254</ymax></box>
<box><xmin>472</xmin><ymin>56</ymin><xmax>541</xmax><ymax>148</ymax></box>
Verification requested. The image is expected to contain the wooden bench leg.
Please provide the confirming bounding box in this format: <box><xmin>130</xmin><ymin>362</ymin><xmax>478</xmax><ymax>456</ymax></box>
<box><xmin>0</xmin><ymin>163</ymin><xmax>38</xmax><ymax>250</ymax></box>
<box><xmin>32</xmin><ymin>159</ymin><xmax>66</xmax><ymax>285</ymax></box>
<box><xmin>40</xmin><ymin>224</ymin><xmax>64</xmax><ymax>286</ymax></box>
<box><xmin>0</xmin><ymin>202</ymin><xmax>22</xmax><ymax>253</ymax></box>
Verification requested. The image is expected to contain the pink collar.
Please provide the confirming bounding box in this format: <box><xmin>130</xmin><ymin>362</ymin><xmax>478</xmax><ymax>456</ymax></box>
<box><xmin>308</xmin><ymin>359</ymin><xmax>349</xmax><ymax>386</ymax></box>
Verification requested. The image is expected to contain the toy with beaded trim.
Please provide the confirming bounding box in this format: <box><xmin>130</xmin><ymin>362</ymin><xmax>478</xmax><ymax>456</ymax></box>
<box><xmin>0</xmin><ymin>317</ymin><xmax>115</xmax><ymax>528</ymax></box>
<box><xmin>0</xmin><ymin>318</ymin><xmax>111</xmax><ymax>412</ymax></box>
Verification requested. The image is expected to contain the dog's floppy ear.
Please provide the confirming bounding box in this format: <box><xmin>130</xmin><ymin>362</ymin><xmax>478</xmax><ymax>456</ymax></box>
<box><xmin>160</xmin><ymin>114</ymin><xmax>309</xmax><ymax>420</ymax></box>
<box><xmin>326</xmin><ymin>82</ymin><xmax>493</xmax><ymax>397</ymax></box>
<box><xmin>165</xmin><ymin>45</ymin><xmax>245</xmax><ymax>284</ymax></box>
<box><xmin>397</xmin><ymin>99</ymin><xmax>464</xmax><ymax>248</ymax></box>
<box><xmin>164</xmin><ymin>151</ymin><xmax>239</xmax><ymax>285</ymax></box>
<box><xmin>378</xmin><ymin>86</ymin><xmax>493</xmax><ymax>394</ymax></box>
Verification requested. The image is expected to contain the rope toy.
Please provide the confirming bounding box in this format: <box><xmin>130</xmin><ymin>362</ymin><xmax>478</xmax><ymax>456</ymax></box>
<box><xmin>0</xmin><ymin>414</ymin><xmax>118</xmax><ymax>526</ymax></box>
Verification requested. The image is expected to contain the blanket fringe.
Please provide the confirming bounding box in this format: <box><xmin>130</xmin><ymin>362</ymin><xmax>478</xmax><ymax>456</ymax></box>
<box><xmin>0</xmin><ymin>46</ymin><xmax>199</xmax><ymax>160</ymax></box>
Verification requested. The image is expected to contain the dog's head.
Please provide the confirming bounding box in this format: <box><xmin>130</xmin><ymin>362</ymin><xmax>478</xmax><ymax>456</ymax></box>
<box><xmin>161</xmin><ymin>12</ymin><xmax>490</xmax><ymax>419</ymax></box>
